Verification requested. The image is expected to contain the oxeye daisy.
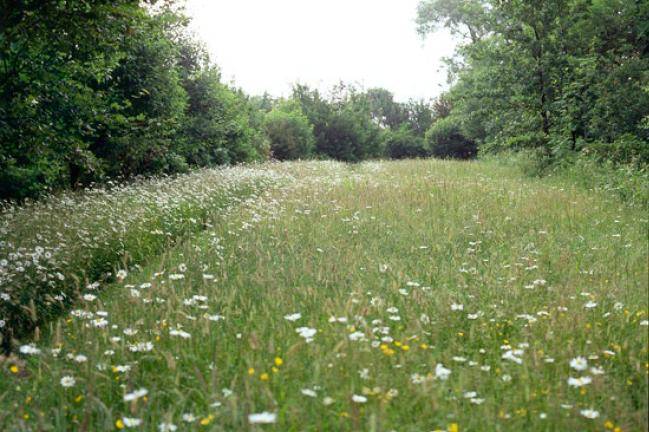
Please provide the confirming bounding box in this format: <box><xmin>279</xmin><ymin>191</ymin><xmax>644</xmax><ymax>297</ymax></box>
<box><xmin>352</xmin><ymin>394</ymin><xmax>367</xmax><ymax>403</ymax></box>
<box><xmin>248</xmin><ymin>412</ymin><xmax>277</xmax><ymax>424</ymax></box>
<box><xmin>60</xmin><ymin>376</ymin><xmax>76</xmax><ymax>388</ymax></box>
<box><xmin>570</xmin><ymin>356</ymin><xmax>588</xmax><ymax>371</ymax></box>
<box><xmin>580</xmin><ymin>408</ymin><xmax>600</xmax><ymax>419</ymax></box>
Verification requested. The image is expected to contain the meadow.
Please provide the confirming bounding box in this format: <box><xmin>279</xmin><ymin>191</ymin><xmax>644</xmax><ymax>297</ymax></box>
<box><xmin>0</xmin><ymin>159</ymin><xmax>647</xmax><ymax>431</ymax></box>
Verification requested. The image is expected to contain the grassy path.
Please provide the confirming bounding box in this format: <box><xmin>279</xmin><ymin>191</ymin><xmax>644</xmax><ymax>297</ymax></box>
<box><xmin>1</xmin><ymin>160</ymin><xmax>647</xmax><ymax>431</ymax></box>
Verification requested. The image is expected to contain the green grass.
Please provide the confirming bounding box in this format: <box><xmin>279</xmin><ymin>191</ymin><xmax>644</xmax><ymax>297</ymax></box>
<box><xmin>1</xmin><ymin>159</ymin><xmax>647</xmax><ymax>431</ymax></box>
<box><xmin>0</xmin><ymin>166</ymin><xmax>287</xmax><ymax>343</ymax></box>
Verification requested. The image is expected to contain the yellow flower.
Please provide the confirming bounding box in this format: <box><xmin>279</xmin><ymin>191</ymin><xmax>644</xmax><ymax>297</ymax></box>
<box><xmin>115</xmin><ymin>419</ymin><xmax>125</xmax><ymax>429</ymax></box>
<box><xmin>448</xmin><ymin>422</ymin><xmax>459</xmax><ymax>432</ymax></box>
<box><xmin>260</xmin><ymin>373</ymin><xmax>269</xmax><ymax>381</ymax></box>
<box><xmin>274</xmin><ymin>357</ymin><xmax>283</xmax><ymax>367</ymax></box>
<box><xmin>272</xmin><ymin>367</ymin><xmax>279</xmax><ymax>373</ymax></box>
<box><xmin>200</xmin><ymin>415</ymin><xmax>214</xmax><ymax>426</ymax></box>
<box><xmin>380</xmin><ymin>344</ymin><xmax>396</xmax><ymax>356</ymax></box>
<box><xmin>401</xmin><ymin>345</ymin><xmax>410</xmax><ymax>351</ymax></box>
<box><xmin>419</xmin><ymin>343</ymin><xmax>429</xmax><ymax>349</ymax></box>
<box><xmin>604</xmin><ymin>420</ymin><xmax>614</xmax><ymax>429</ymax></box>
<box><xmin>10</xmin><ymin>365</ymin><xmax>19</xmax><ymax>374</ymax></box>
<box><xmin>75</xmin><ymin>395</ymin><xmax>83</xmax><ymax>403</ymax></box>
<box><xmin>248</xmin><ymin>367</ymin><xmax>255</xmax><ymax>376</ymax></box>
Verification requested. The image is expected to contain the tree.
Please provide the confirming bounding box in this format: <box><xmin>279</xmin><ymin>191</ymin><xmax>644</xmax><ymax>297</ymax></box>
<box><xmin>425</xmin><ymin>117</ymin><xmax>477</xmax><ymax>159</ymax></box>
<box><xmin>263</xmin><ymin>102</ymin><xmax>315</xmax><ymax>160</ymax></box>
<box><xmin>416</xmin><ymin>0</ymin><xmax>490</xmax><ymax>43</ymax></box>
<box><xmin>384</xmin><ymin>125</ymin><xmax>427</xmax><ymax>159</ymax></box>
<box><xmin>0</xmin><ymin>0</ymin><xmax>147</xmax><ymax>199</ymax></box>
<box><xmin>291</xmin><ymin>83</ymin><xmax>383</xmax><ymax>162</ymax></box>
<box><xmin>0</xmin><ymin>1</ymin><xmax>272</xmax><ymax>200</ymax></box>
<box><xmin>92</xmin><ymin>9</ymin><xmax>188</xmax><ymax>178</ymax></box>
<box><xmin>404</xmin><ymin>99</ymin><xmax>436</xmax><ymax>136</ymax></box>
<box><xmin>417</xmin><ymin>0</ymin><xmax>649</xmax><ymax>163</ymax></box>
<box><xmin>366</xmin><ymin>88</ymin><xmax>407</xmax><ymax>129</ymax></box>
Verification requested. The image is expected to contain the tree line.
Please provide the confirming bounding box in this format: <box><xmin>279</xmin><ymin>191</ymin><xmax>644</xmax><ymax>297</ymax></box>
<box><xmin>0</xmin><ymin>1</ymin><xmax>478</xmax><ymax>201</ymax></box>
<box><xmin>1</xmin><ymin>0</ymin><xmax>646</xmax><ymax>201</ymax></box>
<box><xmin>257</xmin><ymin>83</ymin><xmax>476</xmax><ymax>163</ymax></box>
<box><xmin>1</xmin><ymin>1</ymin><xmax>268</xmax><ymax>200</ymax></box>
<box><xmin>416</xmin><ymin>0</ymin><xmax>648</xmax><ymax>170</ymax></box>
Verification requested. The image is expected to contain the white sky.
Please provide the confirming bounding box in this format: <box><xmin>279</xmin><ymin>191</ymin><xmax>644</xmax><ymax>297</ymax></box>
<box><xmin>185</xmin><ymin>0</ymin><xmax>456</xmax><ymax>102</ymax></box>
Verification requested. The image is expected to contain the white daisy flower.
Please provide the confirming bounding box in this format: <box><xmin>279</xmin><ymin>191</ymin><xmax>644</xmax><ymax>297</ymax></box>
<box><xmin>60</xmin><ymin>376</ymin><xmax>76</xmax><ymax>388</ymax></box>
<box><xmin>351</xmin><ymin>394</ymin><xmax>367</xmax><ymax>403</ymax></box>
<box><xmin>435</xmin><ymin>363</ymin><xmax>451</xmax><ymax>381</ymax></box>
<box><xmin>248</xmin><ymin>412</ymin><xmax>277</xmax><ymax>424</ymax></box>
<box><xmin>569</xmin><ymin>356</ymin><xmax>588</xmax><ymax>371</ymax></box>
<box><xmin>580</xmin><ymin>408</ymin><xmax>599</xmax><ymax>419</ymax></box>
<box><xmin>124</xmin><ymin>388</ymin><xmax>148</xmax><ymax>402</ymax></box>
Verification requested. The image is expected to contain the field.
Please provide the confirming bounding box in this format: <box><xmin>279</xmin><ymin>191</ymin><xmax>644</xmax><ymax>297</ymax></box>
<box><xmin>1</xmin><ymin>159</ymin><xmax>647</xmax><ymax>431</ymax></box>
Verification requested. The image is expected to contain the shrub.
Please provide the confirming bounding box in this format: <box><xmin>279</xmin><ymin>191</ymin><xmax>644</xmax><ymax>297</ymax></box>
<box><xmin>586</xmin><ymin>134</ymin><xmax>649</xmax><ymax>167</ymax></box>
<box><xmin>384</xmin><ymin>126</ymin><xmax>428</xmax><ymax>159</ymax></box>
<box><xmin>425</xmin><ymin>117</ymin><xmax>477</xmax><ymax>159</ymax></box>
<box><xmin>264</xmin><ymin>104</ymin><xmax>315</xmax><ymax>160</ymax></box>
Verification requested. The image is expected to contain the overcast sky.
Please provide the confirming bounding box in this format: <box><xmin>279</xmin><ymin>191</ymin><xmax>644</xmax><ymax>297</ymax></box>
<box><xmin>185</xmin><ymin>0</ymin><xmax>456</xmax><ymax>102</ymax></box>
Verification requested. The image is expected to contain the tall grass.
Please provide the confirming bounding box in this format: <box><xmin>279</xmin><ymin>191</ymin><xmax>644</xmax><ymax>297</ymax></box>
<box><xmin>0</xmin><ymin>159</ymin><xmax>646</xmax><ymax>431</ymax></box>
<box><xmin>0</xmin><ymin>166</ymin><xmax>289</xmax><ymax>347</ymax></box>
<box><xmin>487</xmin><ymin>150</ymin><xmax>649</xmax><ymax>208</ymax></box>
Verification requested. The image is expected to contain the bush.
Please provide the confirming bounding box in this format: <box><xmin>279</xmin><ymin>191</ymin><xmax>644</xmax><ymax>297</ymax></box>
<box><xmin>264</xmin><ymin>104</ymin><xmax>315</xmax><ymax>160</ymax></box>
<box><xmin>425</xmin><ymin>117</ymin><xmax>477</xmax><ymax>159</ymax></box>
<box><xmin>384</xmin><ymin>126</ymin><xmax>428</xmax><ymax>159</ymax></box>
<box><xmin>0</xmin><ymin>161</ymin><xmax>61</xmax><ymax>202</ymax></box>
<box><xmin>586</xmin><ymin>134</ymin><xmax>649</xmax><ymax>167</ymax></box>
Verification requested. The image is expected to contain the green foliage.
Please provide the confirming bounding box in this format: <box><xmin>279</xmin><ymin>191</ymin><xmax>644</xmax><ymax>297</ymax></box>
<box><xmin>0</xmin><ymin>0</ymin><xmax>146</xmax><ymax>199</ymax></box>
<box><xmin>384</xmin><ymin>125</ymin><xmax>427</xmax><ymax>159</ymax></box>
<box><xmin>417</xmin><ymin>0</ymin><xmax>649</xmax><ymax>170</ymax></box>
<box><xmin>93</xmin><ymin>11</ymin><xmax>188</xmax><ymax>179</ymax></box>
<box><xmin>263</xmin><ymin>102</ymin><xmax>315</xmax><ymax>160</ymax></box>
<box><xmin>179</xmin><ymin>68</ymin><xmax>262</xmax><ymax>165</ymax></box>
<box><xmin>0</xmin><ymin>1</ymin><xmax>269</xmax><ymax>201</ymax></box>
<box><xmin>366</xmin><ymin>88</ymin><xmax>408</xmax><ymax>129</ymax></box>
<box><xmin>586</xmin><ymin>134</ymin><xmax>649</xmax><ymax>167</ymax></box>
<box><xmin>290</xmin><ymin>83</ymin><xmax>384</xmax><ymax>162</ymax></box>
<box><xmin>425</xmin><ymin>117</ymin><xmax>477</xmax><ymax>159</ymax></box>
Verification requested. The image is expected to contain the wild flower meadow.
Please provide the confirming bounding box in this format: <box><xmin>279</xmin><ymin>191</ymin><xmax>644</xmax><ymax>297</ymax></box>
<box><xmin>0</xmin><ymin>159</ymin><xmax>647</xmax><ymax>431</ymax></box>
